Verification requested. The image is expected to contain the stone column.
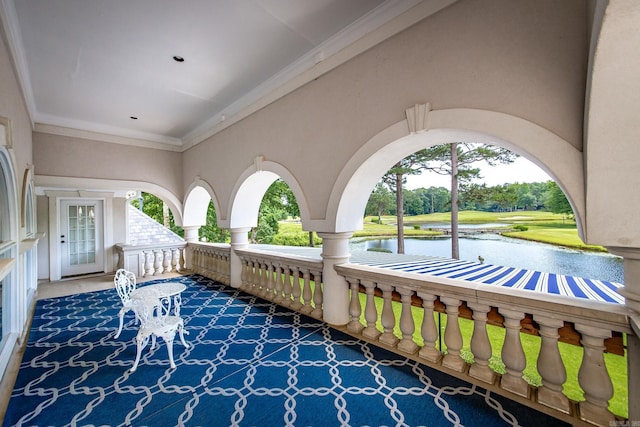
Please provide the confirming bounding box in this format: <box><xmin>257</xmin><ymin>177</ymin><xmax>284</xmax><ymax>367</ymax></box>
<box><xmin>229</xmin><ymin>227</ymin><xmax>251</xmax><ymax>288</ymax></box>
<box><xmin>317</xmin><ymin>232</ymin><xmax>352</xmax><ymax>326</ymax></box>
<box><xmin>607</xmin><ymin>247</ymin><xmax>640</xmax><ymax>422</ymax></box>
<box><xmin>182</xmin><ymin>225</ymin><xmax>200</xmax><ymax>270</ymax></box>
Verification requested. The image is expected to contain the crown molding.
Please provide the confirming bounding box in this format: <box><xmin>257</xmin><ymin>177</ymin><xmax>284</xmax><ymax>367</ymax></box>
<box><xmin>34</xmin><ymin>123</ymin><xmax>183</xmax><ymax>152</ymax></box>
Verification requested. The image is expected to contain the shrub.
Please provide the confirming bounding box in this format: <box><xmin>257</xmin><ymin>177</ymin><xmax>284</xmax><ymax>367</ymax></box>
<box><xmin>513</xmin><ymin>225</ymin><xmax>528</xmax><ymax>231</ymax></box>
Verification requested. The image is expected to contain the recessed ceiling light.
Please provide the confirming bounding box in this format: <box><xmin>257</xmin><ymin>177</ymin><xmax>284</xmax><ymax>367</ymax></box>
<box><xmin>130</xmin><ymin>116</ymin><xmax>138</xmax><ymax>120</ymax></box>
<box><xmin>173</xmin><ymin>55</ymin><xmax>185</xmax><ymax>63</ymax></box>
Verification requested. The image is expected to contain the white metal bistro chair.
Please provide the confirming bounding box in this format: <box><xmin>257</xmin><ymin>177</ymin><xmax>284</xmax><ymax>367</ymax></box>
<box><xmin>128</xmin><ymin>289</ymin><xmax>189</xmax><ymax>373</ymax></box>
<box><xmin>114</xmin><ymin>268</ymin><xmax>137</xmax><ymax>339</ymax></box>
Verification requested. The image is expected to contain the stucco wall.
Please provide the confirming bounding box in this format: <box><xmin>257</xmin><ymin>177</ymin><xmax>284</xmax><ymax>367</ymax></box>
<box><xmin>0</xmin><ymin>15</ymin><xmax>34</xmax><ymax>236</ymax></box>
<box><xmin>183</xmin><ymin>0</ymin><xmax>588</xmax><ymax>228</ymax></box>
<box><xmin>33</xmin><ymin>132</ymin><xmax>183</xmax><ymax>198</ymax></box>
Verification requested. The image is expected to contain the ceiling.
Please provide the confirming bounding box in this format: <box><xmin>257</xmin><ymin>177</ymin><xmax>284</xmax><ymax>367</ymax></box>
<box><xmin>1</xmin><ymin>0</ymin><xmax>422</xmax><ymax>149</ymax></box>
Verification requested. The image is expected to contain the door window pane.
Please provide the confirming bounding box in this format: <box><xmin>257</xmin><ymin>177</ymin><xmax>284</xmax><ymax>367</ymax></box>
<box><xmin>68</xmin><ymin>204</ymin><xmax>97</xmax><ymax>266</ymax></box>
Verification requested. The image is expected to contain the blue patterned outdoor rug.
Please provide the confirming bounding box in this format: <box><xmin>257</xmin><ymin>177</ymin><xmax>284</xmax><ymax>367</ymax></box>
<box><xmin>4</xmin><ymin>275</ymin><xmax>567</xmax><ymax>427</ymax></box>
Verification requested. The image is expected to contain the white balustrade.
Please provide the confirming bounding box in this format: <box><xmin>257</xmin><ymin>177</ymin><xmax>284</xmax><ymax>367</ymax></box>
<box><xmin>186</xmin><ymin>242</ymin><xmax>231</xmax><ymax>285</ymax></box>
<box><xmin>334</xmin><ymin>263</ymin><xmax>633</xmax><ymax>426</ymax></box>
<box><xmin>234</xmin><ymin>248</ymin><xmax>324</xmax><ymax>320</ymax></box>
<box><xmin>115</xmin><ymin>243</ymin><xmax>186</xmax><ymax>278</ymax></box>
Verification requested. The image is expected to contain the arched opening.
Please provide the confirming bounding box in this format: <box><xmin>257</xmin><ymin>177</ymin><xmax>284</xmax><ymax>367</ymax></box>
<box><xmin>327</xmin><ymin>109</ymin><xmax>585</xmax><ymax>238</ymax></box>
<box><xmin>228</xmin><ymin>161</ymin><xmax>311</xmax><ymax>232</ymax></box>
<box><xmin>183</xmin><ymin>182</ymin><xmax>228</xmax><ymax>243</ymax></box>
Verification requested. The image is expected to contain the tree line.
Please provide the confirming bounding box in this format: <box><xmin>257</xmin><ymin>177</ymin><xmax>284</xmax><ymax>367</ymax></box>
<box><xmin>365</xmin><ymin>180</ymin><xmax>572</xmax><ymax>218</ymax></box>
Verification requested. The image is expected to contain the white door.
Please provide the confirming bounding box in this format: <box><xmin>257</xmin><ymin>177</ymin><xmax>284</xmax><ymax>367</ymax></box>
<box><xmin>60</xmin><ymin>200</ymin><xmax>104</xmax><ymax>277</ymax></box>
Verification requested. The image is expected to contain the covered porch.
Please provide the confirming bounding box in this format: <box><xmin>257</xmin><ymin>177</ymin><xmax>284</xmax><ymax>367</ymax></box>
<box><xmin>9</xmin><ymin>241</ymin><xmax>628</xmax><ymax>425</ymax></box>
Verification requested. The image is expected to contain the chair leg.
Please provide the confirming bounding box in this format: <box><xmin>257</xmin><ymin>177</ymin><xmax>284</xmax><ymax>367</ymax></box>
<box><xmin>114</xmin><ymin>308</ymin><xmax>125</xmax><ymax>338</ymax></box>
<box><xmin>129</xmin><ymin>335</ymin><xmax>149</xmax><ymax>373</ymax></box>
<box><xmin>177</xmin><ymin>325</ymin><xmax>190</xmax><ymax>348</ymax></box>
<box><xmin>165</xmin><ymin>336</ymin><xmax>176</xmax><ymax>369</ymax></box>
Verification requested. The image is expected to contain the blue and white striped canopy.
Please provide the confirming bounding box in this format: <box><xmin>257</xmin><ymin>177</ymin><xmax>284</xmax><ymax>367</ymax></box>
<box><xmin>352</xmin><ymin>255</ymin><xmax>624</xmax><ymax>304</ymax></box>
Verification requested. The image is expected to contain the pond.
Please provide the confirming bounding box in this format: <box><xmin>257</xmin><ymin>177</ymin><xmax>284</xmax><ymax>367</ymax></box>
<box><xmin>350</xmin><ymin>233</ymin><xmax>624</xmax><ymax>283</ymax></box>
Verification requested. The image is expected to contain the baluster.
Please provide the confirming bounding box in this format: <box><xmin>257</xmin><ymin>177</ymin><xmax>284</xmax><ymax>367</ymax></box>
<box><xmin>300</xmin><ymin>268</ymin><xmax>313</xmax><ymax>314</ymax></box>
<box><xmin>135</xmin><ymin>252</ymin><xmax>144</xmax><ymax>277</ymax></box>
<box><xmin>144</xmin><ymin>251</ymin><xmax>154</xmax><ymax>277</ymax></box>
<box><xmin>188</xmin><ymin>248</ymin><xmax>196</xmax><ymax>274</ymax></box>
<box><xmin>216</xmin><ymin>252</ymin><xmax>223</xmax><ymax>282</ymax></box>
<box><xmin>281</xmin><ymin>264</ymin><xmax>292</xmax><ymax>306</ymax></box>
<box><xmin>417</xmin><ymin>292</ymin><xmax>441</xmax><ymax>363</ymax></box>
<box><xmin>239</xmin><ymin>257</ymin><xmax>247</xmax><ymax>289</ymax></box>
<box><xmin>441</xmin><ymin>297</ymin><xmax>465</xmax><ymax>372</ymax></box>
<box><xmin>347</xmin><ymin>277</ymin><xmax>364</xmax><ymax>333</ymax></box>
<box><xmin>259</xmin><ymin>261</ymin><xmax>268</xmax><ymax>296</ymax></box>
<box><xmin>179</xmin><ymin>247</ymin><xmax>185</xmax><ymax>272</ymax></box>
<box><xmin>219</xmin><ymin>252</ymin><xmax>226</xmax><ymax>283</ymax></box>
<box><xmin>163</xmin><ymin>248</ymin><xmax>171</xmax><ymax>273</ymax></box>
<box><xmin>575</xmin><ymin>324</ymin><xmax>615</xmax><ymax>425</ymax></box>
<box><xmin>534</xmin><ymin>315</ymin><xmax>569</xmax><ymax>413</ymax></box>
<box><xmin>153</xmin><ymin>250</ymin><xmax>163</xmax><ymax>275</ymax></box>
<box><xmin>397</xmin><ymin>287</ymin><xmax>418</xmax><ymax>354</ymax></box>
<box><xmin>499</xmin><ymin>308</ymin><xmax>529</xmax><ymax>397</ymax></box>
<box><xmin>378</xmin><ymin>284</ymin><xmax>398</xmax><ymax>347</ymax></box>
<box><xmin>467</xmin><ymin>303</ymin><xmax>495</xmax><ymax>384</ymax></box>
<box><xmin>249</xmin><ymin>258</ymin><xmax>260</xmax><ymax>294</ymax></box>
<box><xmin>272</xmin><ymin>264</ymin><xmax>283</xmax><ymax>303</ymax></box>
<box><xmin>210</xmin><ymin>252</ymin><xmax>217</xmax><ymax>280</ymax></box>
<box><xmin>265</xmin><ymin>262</ymin><xmax>275</xmax><ymax>300</ymax></box>
<box><xmin>310</xmin><ymin>269</ymin><xmax>323</xmax><ymax>319</ymax></box>
<box><xmin>171</xmin><ymin>248</ymin><xmax>179</xmax><ymax>272</ymax></box>
<box><xmin>361</xmin><ymin>280</ymin><xmax>381</xmax><ymax>340</ymax></box>
<box><xmin>204</xmin><ymin>249</ymin><xmax>212</xmax><ymax>276</ymax></box>
<box><xmin>290</xmin><ymin>267</ymin><xmax>302</xmax><ymax>310</ymax></box>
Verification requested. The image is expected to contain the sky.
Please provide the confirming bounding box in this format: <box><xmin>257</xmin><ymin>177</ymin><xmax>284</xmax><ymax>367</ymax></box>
<box><xmin>404</xmin><ymin>157</ymin><xmax>552</xmax><ymax>190</ymax></box>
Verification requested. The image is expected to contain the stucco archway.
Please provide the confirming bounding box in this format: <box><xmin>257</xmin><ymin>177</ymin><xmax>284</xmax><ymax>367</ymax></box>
<box><xmin>183</xmin><ymin>178</ymin><xmax>222</xmax><ymax>229</ymax></box>
<box><xmin>226</xmin><ymin>159</ymin><xmax>311</xmax><ymax>230</ymax></box>
<box><xmin>327</xmin><ymin>107</ymin><xmax>585</xmax><ymax>238</ymax></box>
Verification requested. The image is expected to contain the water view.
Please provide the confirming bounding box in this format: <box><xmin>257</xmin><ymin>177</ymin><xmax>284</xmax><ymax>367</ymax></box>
<box><xmin>350</xmin><ymin>233</ymin><xmax>624</xmax><ymax>283</ymax></box>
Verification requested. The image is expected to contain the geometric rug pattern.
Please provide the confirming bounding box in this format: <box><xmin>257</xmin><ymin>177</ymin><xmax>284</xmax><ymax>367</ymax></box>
<box><xmin>4</xmin><ymin>275</ymin><xmax>567</xmax><ymax>427</ymax></box>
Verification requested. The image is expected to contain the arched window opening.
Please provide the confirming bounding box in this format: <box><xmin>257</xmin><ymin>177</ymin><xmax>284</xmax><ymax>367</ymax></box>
<box><xmin>198</xmin><ymin>200</ymin><xmax>228</xmax><ymax>243</ymax></box>
<box><xmin>251</xmin><ymin>178</ymin><xmax>318</xmax><ymax>247</ymax></box>
<box><xmin>356</xmin><ymin>142</ymin><xmax>622</xmax><ymax>283</ymax></box>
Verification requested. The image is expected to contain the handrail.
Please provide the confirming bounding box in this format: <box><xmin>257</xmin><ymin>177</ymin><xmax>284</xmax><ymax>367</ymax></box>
<box><xmin>334</xmin><ymin>262</ymin><xmax>632</xmax><ymax>426</ymax></box>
